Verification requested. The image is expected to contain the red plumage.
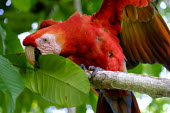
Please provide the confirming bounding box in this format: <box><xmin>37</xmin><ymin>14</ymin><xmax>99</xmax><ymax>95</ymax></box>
<box><xmin>24</xmin><ymin>13</ymin><xmax>125</xmax><ymax>71</ymax></box>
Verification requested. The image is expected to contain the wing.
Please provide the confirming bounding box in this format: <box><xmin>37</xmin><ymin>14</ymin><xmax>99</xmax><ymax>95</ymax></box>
<box><xmin>120</xmin><ymin>3</ymin><xmax>170</xmax><ymax>70</ymax></box>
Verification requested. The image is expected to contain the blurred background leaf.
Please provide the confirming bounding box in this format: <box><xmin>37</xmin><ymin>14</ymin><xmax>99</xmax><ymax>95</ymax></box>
<box><xmin>11</xmin><ymin>0</ymin><xmax>33</xmax><ymax>12</ymax></box>
<box><xmin>0</xmin><ymin>23</ymin><xmax>23</xmax><ymax>54</ymax></box>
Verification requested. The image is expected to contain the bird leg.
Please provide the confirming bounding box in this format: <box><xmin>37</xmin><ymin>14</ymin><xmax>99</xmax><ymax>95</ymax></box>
<box><xmin>79</xmin><ymin>64</ymin><xmax>105</xmax><ymax>83</ymax></box>
<box><xmin>88</xmin><ymin>66</ymin><xmax>105</xmax><ymax>77</ymax></box>
<box><xmin>79</xmin><ymin>64</ymin><xmax>104</xmax><ymax>77</ymax></box>
<box><xmin>79</xmin><ymin>64</ymin><xmax>103</xmax><ymax>95</ymax></box>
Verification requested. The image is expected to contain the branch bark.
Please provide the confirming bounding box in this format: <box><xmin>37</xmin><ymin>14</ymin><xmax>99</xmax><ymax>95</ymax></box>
<box><xmin>85</xmin><ymin>70</ymin><xmax>170</xmax><ymax>98</ymax></box>
<box><xmin>74</xmin><ymin>0</ymin><xmax>82</xmax><ymax>13</ymax></box>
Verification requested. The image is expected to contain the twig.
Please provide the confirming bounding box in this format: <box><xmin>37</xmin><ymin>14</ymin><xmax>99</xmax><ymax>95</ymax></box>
<box><xmin>74</xmin><ymin>0</ymin><xmax>82</xmax><ymax>13</ymax></box>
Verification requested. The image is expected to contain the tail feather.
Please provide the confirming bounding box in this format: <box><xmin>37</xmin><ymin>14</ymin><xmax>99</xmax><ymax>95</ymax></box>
<box><xmin>96</xmin><ymin>91</ymin><xmax>113</xmax><ymax>113</ymax></box>
<box><xmin>96</xmin><ymin>89</ymin><xmax>140</xmax><ymax>113</ymax></box>
<box><xmin>131</xmin><ymin>92</ymin><xmax>140</xmax><ymax>113</ymax></box>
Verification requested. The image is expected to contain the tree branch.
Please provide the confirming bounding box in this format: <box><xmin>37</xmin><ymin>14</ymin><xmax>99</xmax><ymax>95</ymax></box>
<box><xmin>85</xmin><ymin>70</ymin><xmax>170</xmax><ymax>98</ymax></box>
<box><xmin>74</xmin><ymin>0</ymin><xmax>82</xmax><ymax>13</ymax></box>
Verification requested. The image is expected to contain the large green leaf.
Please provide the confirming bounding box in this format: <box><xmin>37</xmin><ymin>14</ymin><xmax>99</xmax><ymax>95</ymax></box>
<box><xmin>5</xmin><ymin>54</ymin><xmax>90</xmax><ymax>108</ymax></box>
<box><xmin>25</xmin><ymin>55</ymin><xmax>90</xmax><ymax>107</ymax></box>
<box><xmin>0</xmin><ymin>55</ymin><xmax>25</xmax><ymax>113</ymax></box>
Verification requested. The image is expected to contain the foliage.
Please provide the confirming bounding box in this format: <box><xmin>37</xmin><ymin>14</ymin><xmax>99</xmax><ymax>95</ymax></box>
<box><xmin>0</xmin><ymin>55</ymin><xmax>24</xmax><ymax>113</ymax></box>
<box><xmin>0</xmin><ymin>0</ymin><xmax>170</xmax><ymax>113</ymax></box>
<box><xmin>2</xmin><ymin>53</ymin><xmax>90</xmax><ymax>112</ymax></box>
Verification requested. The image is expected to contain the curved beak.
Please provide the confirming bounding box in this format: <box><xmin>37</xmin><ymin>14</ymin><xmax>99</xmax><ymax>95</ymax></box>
<box><xmin>25</xmin><ymin>46</ymin><xmax>36</xmax><ymax>66</ymax></box>
<box><xmin>25</xmin><ymin>46</ymin><xmax>41</xmax><ymax>66</ymax></box>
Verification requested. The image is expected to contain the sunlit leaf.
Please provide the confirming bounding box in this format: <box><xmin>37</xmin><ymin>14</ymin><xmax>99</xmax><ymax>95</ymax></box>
<box><xmin>128</xmin><ymin>63</ymin><xmax>162</xmax><ymax>77</ymax></box>
<box><xmin>128</xmin><ymin>63</ymin><xmax>142</xmax><ymax>74</ymax></box>
<box><xmin>142</xmin><ymin>64</ymin><xmax>162</xmax><ymax>77</ymax></box>
<box><xmin>0</xmin><ymin>55</ymin><xmax>25</xmax><ymax>113</ymax></box>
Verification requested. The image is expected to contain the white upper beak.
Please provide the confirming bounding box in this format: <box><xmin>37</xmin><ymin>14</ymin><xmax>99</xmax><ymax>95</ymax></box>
<box><xmin>25</xmin><ymin>46</ymin><xmax>35</xmax><ymax>66</ymax></box>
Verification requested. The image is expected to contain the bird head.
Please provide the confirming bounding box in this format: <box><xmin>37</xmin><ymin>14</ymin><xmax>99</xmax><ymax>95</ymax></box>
<box><xmin>23</xmin><ymin>24</ymin><xmax>66</xmax><ymax>65</ymax></box>
<box><xmin>23</xmin><ymin>12</ymin><xmax>92</xmax><ymax>66</ymax></box>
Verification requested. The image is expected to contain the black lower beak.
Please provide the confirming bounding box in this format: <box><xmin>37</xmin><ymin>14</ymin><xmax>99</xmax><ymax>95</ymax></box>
<box><xmin>34</xmin><ymin>48</ymin><xmax>41</xmax><ymax>67</ymax></box>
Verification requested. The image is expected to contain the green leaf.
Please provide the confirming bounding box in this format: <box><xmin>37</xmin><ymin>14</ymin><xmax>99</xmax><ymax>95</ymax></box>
<box><xmin>4</xmin><ymin>53</ymin><xmax>30</xmax><ymax>71</ymax></box>
<box><xmin>128</xmin><ymin>63</ymin><xmax>162</xmax><ymax>77</ymax></box>
<box><xmin>1</xmin><ymin>12</ymin><xmax>40</xmax><ymax>33</ymax></box>
<box><xmin>25</xmin><ymin>54</ymin><xmax>90</xmax><ymax>107</ymax></box>
<box><xmin>11</xmin><ymin>0</ymin><xmax>32</xmax><ymax>12</ymax></box>
<box><xmin>86</xmin><ymin>90</ymin><xmax>98</xmax><ymax>112</ymax></box>
<box><xmin>128</xmin><ymin>63</ymin><xmax>142</xmax><ymax>74</ymax></box>
<box><xmin>0</xmin><ymin>25</ymin><xmax>6</xmax><ymax>55</ymax></box>
<box><xmin>4</xmin><ymin>28</ymin><xmax>23</xmax><ymax>54</ymax></box>
<box><xmin>5</xmin><ymin>54</ymin><xmax>90</xmax><ymax>108</ymax></box>
<box><xmin>81</xmin><ymin>0</ymin><xmax>102</xmax><ymax>15</ymax></box>
<box><xmin>146</xmin><ymin>98</ymin><xmax>170</xmax><ymax>113</ymax></box>
<box><xmin>14</xmin><ymin>88</ymin><xmax>54</xmax><ymax>113</ymax></box>
<box><xmin>0</xmin><ymin>24</ymin><xmax>23</xmax><ymax>55</ymax></box>
<box><xmin>0</xmin><ymin>55</ymin><xmax>25</xmax><ymax>113</ymax></box>
<box><xmin>76</xmin><ymin>104</ymin><xmax>86</xmax><ymax>113</ymax></box>
<box><xmin>76</xmin><ymin>90</ymin><xmax>98</xmax><ymax>113</ymax></box>
<box><xmin>142</xmin><ymin>64</ymin><xmax>162</xmax><ymax>77</ymax></box>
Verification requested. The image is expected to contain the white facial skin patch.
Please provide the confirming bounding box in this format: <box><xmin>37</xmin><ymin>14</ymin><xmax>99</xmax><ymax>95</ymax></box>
<box><xmin>35</xmin><ymin>34</ymin><xmax>62</xmax><ymax>55</ymax></box>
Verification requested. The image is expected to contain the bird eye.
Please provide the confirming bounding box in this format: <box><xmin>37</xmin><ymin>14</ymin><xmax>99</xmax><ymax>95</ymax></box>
<box><xmin>43</xmin><ymin>38</ymin><xmax>48</xmax><ymax>42</ymax></box>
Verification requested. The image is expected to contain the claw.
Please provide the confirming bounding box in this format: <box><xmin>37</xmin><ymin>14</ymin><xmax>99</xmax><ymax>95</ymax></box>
<box><xmin>79</xmin><ymin>64</ymin><xmax>104</xmax><ymax>77</ymax></box>
<box><xmin>80</xmin><ymin>64</ymin><xmax>104</xmax><ymax>84</ymax></box>
<box><xmin>79</xmin><ymin>64</ymin><xmax>87</xmax><ymax>70</ymax></box>
<box><xmin>88</xmin><ymin>66</ymin><xmax>105</xmax><ymax>77</ymax></box>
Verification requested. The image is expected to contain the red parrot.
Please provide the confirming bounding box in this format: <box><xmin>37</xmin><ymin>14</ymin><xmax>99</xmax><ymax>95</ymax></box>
<box><xmin>23</xmin><ymin>0</ymin><xmax>170</xmax><ymax>113</ymax></box>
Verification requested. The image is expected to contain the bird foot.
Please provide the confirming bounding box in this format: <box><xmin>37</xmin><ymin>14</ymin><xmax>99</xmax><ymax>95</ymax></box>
<box><xmin>79</xmin><ymin>64</ymin><xmax>87</xmax><ymax>70</ymax></box>
<box><xmin>79</xmin><ymin>64</ymin><xmax>104</xmax><ymax>77</ymax></box>
<box><xmin>88</xmin><ymin>66</ymin><xmax>104</xmax><ymax>77</ymax></box>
